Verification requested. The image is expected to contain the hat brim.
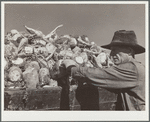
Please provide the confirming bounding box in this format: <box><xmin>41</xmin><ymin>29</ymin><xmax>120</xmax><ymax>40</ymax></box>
<box><xmin>101</xmin><ymin>42</ymin><xmax>145</xmax><ymax>54</ymax></box>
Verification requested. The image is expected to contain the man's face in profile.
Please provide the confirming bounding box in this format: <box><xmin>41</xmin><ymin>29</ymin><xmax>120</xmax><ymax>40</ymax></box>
<box><xmin>110</xmin><ymin>46</ymin><xmax>132</xmax><ymax>65</ymax></box>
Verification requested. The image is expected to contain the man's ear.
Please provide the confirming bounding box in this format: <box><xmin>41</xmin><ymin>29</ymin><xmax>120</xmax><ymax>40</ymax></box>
<box><xmin>128</xmin><ymin>52</ymin><xmax>132</xmax><ymax>56</ymax></box>
<box><xmin>128</xmin><ymin>47</ymin><xmax>135</xmax><ymax>58</ymax></box>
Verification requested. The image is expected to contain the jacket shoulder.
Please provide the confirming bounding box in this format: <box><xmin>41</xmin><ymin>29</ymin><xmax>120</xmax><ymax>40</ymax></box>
<box><xmin>117</xmin><ymin>62</ymin><xmax>137</xmax><ymax>71</ymax></box>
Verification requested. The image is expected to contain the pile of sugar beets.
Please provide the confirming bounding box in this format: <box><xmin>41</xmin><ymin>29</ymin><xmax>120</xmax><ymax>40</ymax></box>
<box><xmin>4</xmin><ymin>25</ymin><xmax>114</xmax><ymax>89</ymax></box>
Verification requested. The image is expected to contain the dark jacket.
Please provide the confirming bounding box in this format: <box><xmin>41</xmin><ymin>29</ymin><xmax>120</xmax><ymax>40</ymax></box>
<box><xmin>70</xmin><ymin>58</ymin><xmax>145</xmax><ymax>110</ymax></box>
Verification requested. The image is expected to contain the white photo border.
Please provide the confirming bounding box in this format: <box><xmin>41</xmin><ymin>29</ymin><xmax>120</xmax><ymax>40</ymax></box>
<box><xmin>1</xmin><ymin>1</ymin><xmax>149</xmax><ymax>121</ymax></box>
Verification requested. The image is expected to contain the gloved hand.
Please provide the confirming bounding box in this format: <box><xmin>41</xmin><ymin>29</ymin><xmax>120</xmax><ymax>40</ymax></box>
<box><xmin>62</xmin><ymin>59</ymin><xmax>77</xmax><ymax>68</ymax></box>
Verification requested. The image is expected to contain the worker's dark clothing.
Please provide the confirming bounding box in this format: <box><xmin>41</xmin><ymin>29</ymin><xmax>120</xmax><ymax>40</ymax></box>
<box><xmin>70</xmin><ymin>58</ymin><xmax>145</xmax><ymax>110</ymax></box>
<box><xmin>76</xmin><ymin>84</ymin><xmax>99</xmax><ymax>110</ymax></box>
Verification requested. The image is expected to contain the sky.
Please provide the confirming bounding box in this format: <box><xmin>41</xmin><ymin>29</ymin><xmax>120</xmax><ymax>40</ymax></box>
<box><xmin>4</xmin><ymin>3</ymin><xmax>146</xmax><ymax>64</ymax></box>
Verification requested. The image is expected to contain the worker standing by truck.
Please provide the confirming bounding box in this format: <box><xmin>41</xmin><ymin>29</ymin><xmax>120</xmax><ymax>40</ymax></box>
<box><xmin>63</xmin><ymin>30</ymin><xmax>145</xmax><ymax>110</ymax></box>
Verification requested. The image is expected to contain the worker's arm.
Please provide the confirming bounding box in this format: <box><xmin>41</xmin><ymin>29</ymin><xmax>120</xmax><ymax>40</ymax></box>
<box><xmin>70</xmin><ymin>62</ymin><xmax>138</xmax><ymax>89</ymax></box>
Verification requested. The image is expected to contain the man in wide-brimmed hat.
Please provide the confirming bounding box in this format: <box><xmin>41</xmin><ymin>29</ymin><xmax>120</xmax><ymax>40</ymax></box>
<box><xmin>63</xmin><ymin>30</ymin><xmax>145</xmax><ymax>110</ymax></box>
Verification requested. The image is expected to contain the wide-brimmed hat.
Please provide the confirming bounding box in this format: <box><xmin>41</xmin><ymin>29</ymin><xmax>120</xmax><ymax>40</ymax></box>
<box><xmin>101</xmin><ymin>30</ymin><xmax>145</xmax><ymax>54</ymax></box>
